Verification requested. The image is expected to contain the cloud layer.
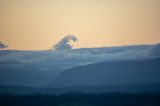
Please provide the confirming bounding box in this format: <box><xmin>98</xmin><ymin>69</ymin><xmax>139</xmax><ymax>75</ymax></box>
<box><xmin>0</xmin><ymin>36</ymin><xmax>160</xmax><ymax>87</ymax></box>
<box><xmin>1</xmin><ymin>43</ymin><xmax>160</xmax><ymax>71</ymax></box>
<box><xmin>0</xmin><ymin>42</ymin><xmax>8</xmax><ymax>49</ymax></box>
<box><xmin>53</xmin><ymin>35</ymin><xmax>77</xmax><ymax>50</ymax></box>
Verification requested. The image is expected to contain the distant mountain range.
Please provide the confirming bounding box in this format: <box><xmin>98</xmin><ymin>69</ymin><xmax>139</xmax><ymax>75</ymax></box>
<box><xmin>2</xmin><ymin>58</ymin><xmax>160</xmax><ymax>95</ymax></box>
<box><xmin>48</xmin><ymin>58</ymin><xmax>160</xmax><ymax>87</ymax></box>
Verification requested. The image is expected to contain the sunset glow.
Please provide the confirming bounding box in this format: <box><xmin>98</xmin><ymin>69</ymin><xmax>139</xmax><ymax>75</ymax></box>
<box><xmin>0</xmin><ymin>0</ymin><xmax>160</xmax><ymax>50</ymax></box>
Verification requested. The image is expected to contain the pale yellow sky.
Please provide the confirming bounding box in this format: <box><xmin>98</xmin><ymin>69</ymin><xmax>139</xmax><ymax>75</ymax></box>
<box><xmin>0</xmin><ymin>0</ymin><xmax>160</xmax><ymax>50</ymax></box>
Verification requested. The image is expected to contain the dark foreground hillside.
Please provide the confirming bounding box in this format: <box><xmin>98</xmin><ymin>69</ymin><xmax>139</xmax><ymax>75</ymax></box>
<box><xmin>0</xmin><ymin>93</ymin><xmax>160</xmax><ymax>106</ymax></box>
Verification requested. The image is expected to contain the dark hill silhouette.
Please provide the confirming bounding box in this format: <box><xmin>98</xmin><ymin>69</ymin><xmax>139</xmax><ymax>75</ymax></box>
<box><xmin>49</xmin><ymin>58</ymin><xmax>160</xmax><ymax>87</ymax></box>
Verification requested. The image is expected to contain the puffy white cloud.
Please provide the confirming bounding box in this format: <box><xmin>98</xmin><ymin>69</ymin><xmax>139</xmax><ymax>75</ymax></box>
<box><xmin>0</xmin><ymin>42</ymin><xmax>8</xmax><ymax>49</ymax></box>
<box><xmin>52</xmin><ymin>35</ymin><xmax>77</xmax><ymax>50</ymax></box>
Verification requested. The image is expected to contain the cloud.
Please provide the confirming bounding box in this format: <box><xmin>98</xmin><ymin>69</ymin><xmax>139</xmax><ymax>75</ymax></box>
<box><xmin>0</xmin><ymin>42</ymin><xmax>8</xmax><ymax>49</ymax></box>
<box><xmin>52</xmin><ymin>35</ymin><xmax>77</xmax><ymax>50</ymax></box>
<box><xmin>146</xmin><ymin>43</ymin><xmax>160</xmax><ymax>57</ymax></box>
<box><xmin>1</xmin><ymin>44</ymin><xmax>160</xmax><ymax>70</ymax></box>
<box><xmin>0</xmin><ymin>43</ymin><xmax>160</xmax><ymax>87</ymax></box>
<box><xmin>0</xmin><ymin>43</ymin><xmax>160</xmax><ymax>71</ymax></box>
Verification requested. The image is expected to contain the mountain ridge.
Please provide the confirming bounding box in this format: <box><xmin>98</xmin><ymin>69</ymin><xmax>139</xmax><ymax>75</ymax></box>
<box><xmin>49</xmin><ymin>58</ymin><xmax>160</xmax><ymax>87</ymax></box>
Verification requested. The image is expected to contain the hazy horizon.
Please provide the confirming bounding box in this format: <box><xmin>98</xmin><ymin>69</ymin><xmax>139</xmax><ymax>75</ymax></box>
<box><xmin>1</xmin><ymin>37</ymin><xmax>160</xmax><ymax>51</ymax></box>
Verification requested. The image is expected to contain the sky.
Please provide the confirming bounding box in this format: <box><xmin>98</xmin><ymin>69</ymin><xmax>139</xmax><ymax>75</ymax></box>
<box><xmin>0</xmin><ymin>0</ymin><xmax>160</xmax><ymax>50</ymax></box>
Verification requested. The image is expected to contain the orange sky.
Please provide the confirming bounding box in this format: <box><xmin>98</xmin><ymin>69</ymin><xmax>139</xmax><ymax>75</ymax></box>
<box><xmin>0</xmin><ymin>0</ymin><xmax>160</xmax><ymax>50</ymax></box>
